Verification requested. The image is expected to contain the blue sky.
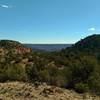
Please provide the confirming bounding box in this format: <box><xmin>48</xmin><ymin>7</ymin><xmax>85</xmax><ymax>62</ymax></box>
<box><xmin>0</xmin><ymin>0</ymin><xmax>100</xmax><ymax>44</ymax></box>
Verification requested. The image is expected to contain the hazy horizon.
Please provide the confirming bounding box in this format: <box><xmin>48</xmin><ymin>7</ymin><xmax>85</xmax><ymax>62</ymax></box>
<box><xmin>0</xmin><ymin>39</ymin><xmax>74</xmax><ymax>44</ymax></box>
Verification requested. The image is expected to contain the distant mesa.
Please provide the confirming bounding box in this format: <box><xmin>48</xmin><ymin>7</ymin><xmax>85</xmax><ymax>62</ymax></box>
<box><xmin>24</xmin><ymin>44</ymin><xmax>72</xmax><ymax>51</ymax></box>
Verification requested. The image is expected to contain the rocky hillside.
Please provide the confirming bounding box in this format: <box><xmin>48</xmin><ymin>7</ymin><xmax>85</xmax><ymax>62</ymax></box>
<box><xmin>0</xmin><ymin>40</ymin><xmax>22</xmax><ymax>49</ymax></box>
<box><xmin>0</xmin><ymin>40</ymin><xmax>31</xmax><ymax>54</ymax></box>
<box><xmin>1</xmin><ymin>35</ymin><xmax>100</xmax><ymax>97</ymax></box>
<box><xmin>0</xmin><ymin>82</ymin><xmax>99</xmax><ymax>100</ymax></box>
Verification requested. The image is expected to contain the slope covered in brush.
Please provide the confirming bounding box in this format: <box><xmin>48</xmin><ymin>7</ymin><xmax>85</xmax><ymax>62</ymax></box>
<box><xmin>74</xmin><ymin>34</ymin><xmax>100</xmax><ymax>53</ymax></box>
<box><xmin>0</xmin><ymin>40</ymin><xmax>23</xmax><ymax>49</ymax></box>
<box><xmin>1</xmin><ymin>35</ymin><xmax>100</xmax><ymax>95</ymax></box>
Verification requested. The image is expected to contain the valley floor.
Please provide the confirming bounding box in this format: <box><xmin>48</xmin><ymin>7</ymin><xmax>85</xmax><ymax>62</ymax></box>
<box><xmin>0</xmin><ymin>82</ymin><xmax>99</xmax><ymax>100</ymax></box>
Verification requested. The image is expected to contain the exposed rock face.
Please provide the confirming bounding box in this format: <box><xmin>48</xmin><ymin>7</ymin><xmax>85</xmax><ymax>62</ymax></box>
<box><xmin>0</xmin><ymin>82</ymin><xmax>99</xmax><ymax>100</ymax></box>
<box><xmin>16</xmin><ymin>47</ymin><xmax>31</xmax><ymax>54</ymax></box>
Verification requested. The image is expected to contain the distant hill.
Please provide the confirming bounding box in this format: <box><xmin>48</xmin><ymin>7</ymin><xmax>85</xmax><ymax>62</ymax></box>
<box><xmin>24</xmin><ymin>44</ymin><xmax>72</xmax><ymax>51</ymax></box>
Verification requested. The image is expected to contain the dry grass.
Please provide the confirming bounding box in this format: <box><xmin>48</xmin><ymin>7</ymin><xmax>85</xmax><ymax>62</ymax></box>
<box><xmin>0</xmin><ymin>82</ymin><xmax>99</xmax><ymax>100</ymax></box>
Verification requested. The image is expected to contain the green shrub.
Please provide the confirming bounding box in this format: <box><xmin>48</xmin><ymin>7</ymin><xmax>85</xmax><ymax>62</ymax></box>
<box><xmin>67</xmin><ymin>56</ymin><xmax>97</xmax><ymax>89</ymax></box>
<box><xmin>0</xmin><ymin>64</ymin><xmax>27</xmax><ymax>82</ymax></box>
<box><xmin>25</xmin><ymin>64</ymin><xmax>39</xmax><ymax>82</ymax></box>
<box><xmin>0</xmin><ymin>68</ymin><xmax>8</xmax><ymax>82</ymax></box>
<box><xmin>75</xmin><ymin>83</ymin><xmax>89</xmax><ymax>93</ymax></box>
<box><xmin>6</xmin><ymin>64</ymin><xmax>27</xmax><ymax>81</ymax></box>
<box><xmin>39</xmin><ymin>69</ymin><xmax>50</xmax><ymax>83</ymax></box>
<box><xmin>89</xmin><ymin>72</ymin><xmax>100</xmax><ymax>95</ymax></box>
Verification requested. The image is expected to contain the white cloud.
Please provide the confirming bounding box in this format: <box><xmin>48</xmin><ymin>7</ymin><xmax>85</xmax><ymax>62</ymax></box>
<box><xmin>0</xmin><ymin>4</ymin><xmax>12</xmax><ymax>8</ymax></box>
<box><xmin>88</xmin><ymin>28</ymin><xmax>96</xmax><ymax>31</ymax></box>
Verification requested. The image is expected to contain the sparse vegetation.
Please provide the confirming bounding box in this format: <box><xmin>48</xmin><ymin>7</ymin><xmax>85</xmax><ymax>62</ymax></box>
<box><xmin>1</xmin><ymin>35</ymin><xmax>100</xmax><ymax>97</ymax></box>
